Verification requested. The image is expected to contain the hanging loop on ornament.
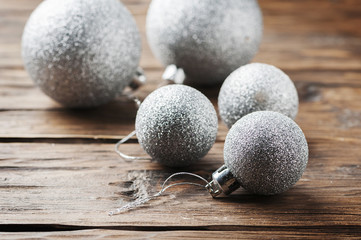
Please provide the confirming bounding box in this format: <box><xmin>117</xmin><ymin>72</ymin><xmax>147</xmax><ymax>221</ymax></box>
<box><xmin>115</xmin><ymin>130</ymin><xmax>152</xmax><ymax>162</ymax></box>
<box><xmin>116</xmin><ymin>65</ymin><xmax>186</xmax><ymax>163</ymax></box>
<box><xmin>108</xmin><ymin>172</ymin><xmax>209</xmax><ymax>216</ymax></box>
<box><xmin>116</xmin><ymin>68</ymin><xmax>145</xmax><ymax>162</ymax></box>
<box><xmin>121</xmin><ymin>67</ymin><xmax>146</xmax><ymax>108</ymax></box>
<box><xmin>120</xmin><ymin>91</ymin><xmax>142</xmax><ymax>108</ymax></box>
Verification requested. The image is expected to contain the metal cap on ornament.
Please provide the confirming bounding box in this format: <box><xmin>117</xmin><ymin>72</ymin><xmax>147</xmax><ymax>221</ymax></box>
<box><xmin>206</xmin><ymin>165</ymin><xmax>241</xmax><ymax>198</ymax></box>
<box><xmin>162</xmin><ymin>65</ymin><xmax>186</xmax><ymax>84</ymax></box>
<box><xmin>128</xmin><ymin>67</ymin><xmax>147</xmax><ymax>90</ymax></box>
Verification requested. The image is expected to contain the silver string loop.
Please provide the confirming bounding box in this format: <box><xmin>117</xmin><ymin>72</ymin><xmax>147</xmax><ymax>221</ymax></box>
<box><xmin>116</xmin><ymin>65</ymin><xmax>186</xmax><ymax>163</ymax></box>
<box><xmin>116</xmin><ymin>90</ymin><xmax>152</xmax><ymax>162</ymax></box>
<box><xmin>114</xmin><ymin>130</ymin><xmax>152</xmax><ymax>162</ymax></box>
<box><xmin>108</xmin><ymin>172</ymin><xmax>209</xmax><ymax>216</ymax></box>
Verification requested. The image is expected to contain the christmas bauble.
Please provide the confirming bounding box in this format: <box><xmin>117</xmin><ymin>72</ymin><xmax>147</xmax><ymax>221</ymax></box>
<box><xmin>22</xmin><ymin>0</ymin><xmax>141</xmax><ymax>108</ymax></box>
<box><xmin>146</xmin><ymin>0</ymin><xmax>263</xmax><ymax>86</ymax></box>
<box><xmin>135</xmin><ymin>85</ymin><xmax>218</xmax><ymax>167</ymax></box>
<box><xmin>224</xmin><ymin>111</ymin><xmax>308</xmax><ymax>195</ymax></box>
<box><xmin>218</xmin><ymin>63</ymin><xmax>299</xmax><ymax>128</ymax></box>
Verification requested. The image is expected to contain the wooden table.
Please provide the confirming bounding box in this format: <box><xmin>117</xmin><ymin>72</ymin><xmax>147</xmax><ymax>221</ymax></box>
<box><xmin>1</xmin><ymin>0</ymin><xmax>360</xmax><ymax>239</ymax></box>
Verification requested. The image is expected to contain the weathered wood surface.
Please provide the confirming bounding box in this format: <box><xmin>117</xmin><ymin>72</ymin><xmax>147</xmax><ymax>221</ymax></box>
<box><xmin>1</xmin><ymin>140</ymin><xmax>361</xmax><ymax>227</ymax></box>
<box><xmin>2</xmin><ymin>229</ymin><xmax>361</xmax><ymax>240</ymax></box>
<box><xmin>0</xmin><ymin>0</ymin><xmax>361</xmax><ymax>239</ymax></box>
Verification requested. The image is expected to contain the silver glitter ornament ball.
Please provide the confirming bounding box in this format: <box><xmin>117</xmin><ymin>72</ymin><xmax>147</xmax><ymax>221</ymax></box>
<box><xmin>135</xmin><ymin>85</ymin><xmax>218</xmax><ymax>168</ymax></box>
<box><xmin>22</xmin><ymin>0</ymin><xmax>141</xmax><ymax>108</ymax></box>
<box><xmin>146</xmin><ymin>0</ymin><xmax>263</xmax><ymax>86</ymax></box>
<box><xmin>219</xmin><ymin>63</ymin><xmax>299</xmax><ymax>128</ymax></box>
<box><xmin>224</xmin><ymin>111</ymin><xmax>308</xmax><ymax>195</ymax></box>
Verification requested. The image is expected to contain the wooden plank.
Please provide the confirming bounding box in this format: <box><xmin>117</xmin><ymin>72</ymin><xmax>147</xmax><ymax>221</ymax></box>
<box><xmin>256</xmin><ymin>0</ymin><xmax>361</xmax><ymax>71</ymax></box>
<box><xmin>0</xmin><ymin>140</ymin><xmax>360</xmax><ymax>227</ymax></box>
<box><xmin>1</xmin><ymin>76</ymin><xmax>361</xmax><ymax>140</ymax></box>
<box><xmin>1</xmin><ymin>229</ymin><xmax>361</xmax><ymax>240</ymax></box>
<box><xmin>1</xmin><ymin>69</ymin><xmax>361</xmax><ymax>109</ymax></box>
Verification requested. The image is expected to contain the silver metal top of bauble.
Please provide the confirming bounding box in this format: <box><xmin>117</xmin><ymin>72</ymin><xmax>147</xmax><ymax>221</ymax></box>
<box><xmin>206</xmin><ymin>165</ymin><xmax>241</xmax><ymax>197</ymax></box>
<box><xmin>162</xmin><ymin>65</ymin><xmax>186</xmax><ymax>84</ymax></box>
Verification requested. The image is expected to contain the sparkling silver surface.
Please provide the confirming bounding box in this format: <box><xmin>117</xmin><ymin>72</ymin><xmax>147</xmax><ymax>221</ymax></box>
<box><xmin>146</xmin><ymin>0</ymin><xmax>263</xmax><ymax>86</ymax></box>
<box><xmin>22</xmin><ymin>0</ymin><xmax>141</xmax><ymax>108</ymax></box>
<box><xmin>224</xmin><ymin>111</ymin><xmax>308</xmax><ymax>195</ymax></box>
<box><xmin>135</xmin><ymin>85</ymin><xmax>218</xmax><ymax>168</ymax></box>
<box><xmin>219</xmin><ymin>63</ymin><xmax>299</xmax><ymax>128</ymax></box>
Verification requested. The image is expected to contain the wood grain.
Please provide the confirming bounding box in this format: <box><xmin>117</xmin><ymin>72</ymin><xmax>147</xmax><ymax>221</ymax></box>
<box><xmin>2</xmin><ymin>229</ymin><xmax>361</xmax><ymax>240</ymax></box>
<box><xmin>0</xmin><ymin>0</ymin><xmax>360</xmax><ymax>238</ymax></box>
<box><xmin>0</xmin><ymin>140</ymin><xmax>360</xmax><ymax>227</ymax></box>
<box><xmin>1</xmin><ymin>70</ymin><xmax>361</xmax><ymax>141</ymax></box>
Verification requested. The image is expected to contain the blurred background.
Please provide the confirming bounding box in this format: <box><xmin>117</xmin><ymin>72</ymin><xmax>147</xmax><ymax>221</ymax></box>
<box><xmin>0</xmin><ymin>0</ymin><xmax>360</xmax><ymax>139</ymax></box>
